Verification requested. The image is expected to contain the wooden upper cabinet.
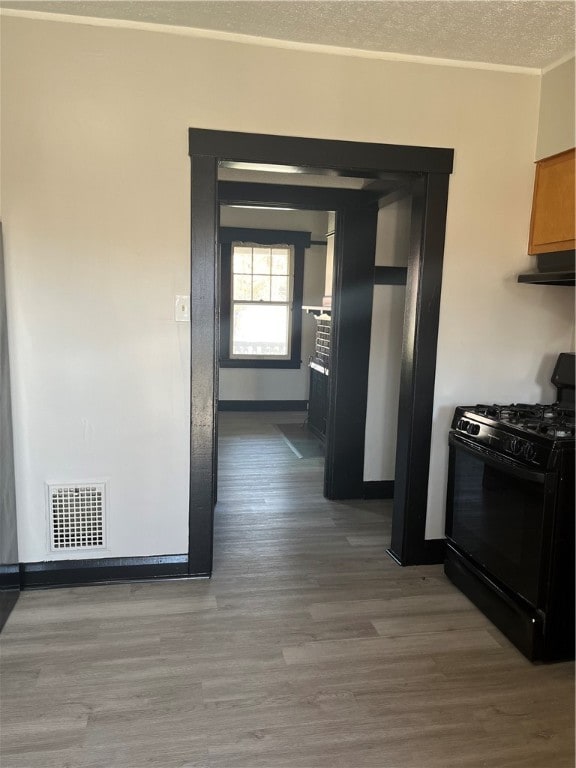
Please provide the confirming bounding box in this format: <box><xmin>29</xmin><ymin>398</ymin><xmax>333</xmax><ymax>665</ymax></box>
<box><xmin>528</xmin><ymin>148</ymin><xmax>575</xmax><ymax>254</ymax></box>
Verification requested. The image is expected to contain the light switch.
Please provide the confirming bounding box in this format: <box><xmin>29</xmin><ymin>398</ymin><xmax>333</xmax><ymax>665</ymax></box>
<box><xmin>175</xmin><ymin>295</ymin><xmax>190</xmax><ymax>322</ymax></box>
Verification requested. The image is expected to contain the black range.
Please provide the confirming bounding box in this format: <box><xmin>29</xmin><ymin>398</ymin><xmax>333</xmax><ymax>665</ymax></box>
<box><xmin>444</xmin><ymin>353</ymin><xmax>575</xmax><ymax>662</ymax></box>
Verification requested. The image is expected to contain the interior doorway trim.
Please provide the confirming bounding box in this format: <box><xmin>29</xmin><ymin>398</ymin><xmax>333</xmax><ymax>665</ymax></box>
<box><xmin>220</xmin><ymin>180</ymin><xmax>383</xmax><ymax>502</ymax></box>
<box><xmin>188</xmin><ymin>129</ymin><xmax>453</xmax><ymax>574</ymax></box>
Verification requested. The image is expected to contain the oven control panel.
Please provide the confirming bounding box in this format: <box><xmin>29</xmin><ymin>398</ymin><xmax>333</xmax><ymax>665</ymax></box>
<box><xmin>503</xmin><ymin>436</ymin><xmax>537</xmax><ymax>462</ymax></box>
<box><xmin>456</xmin><ymin>418</ymin><xmax>479</xmax><ymax>436</ymax></box>
<box><xmin>453</xmin><ymin>415</ymin><xmax>551</xmax><ymax>469</ymax></box>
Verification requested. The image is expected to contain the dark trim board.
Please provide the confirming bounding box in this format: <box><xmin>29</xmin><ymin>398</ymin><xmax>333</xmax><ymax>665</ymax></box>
<box><xmin>421</xmin><ymin>538</ymin><xmax>446</xmax><ymax>564</ymax></box>
<box><xmin>189</xmin><ymin>154</ymin><xmax>218</xmax><ymax>578</ymax></box>
<box><xmin>219</xmin><ymin>181</ymin><xmax>384</xmax><ymax>211</ymax></box>
<box><xmin>0</xmin><ymin>565</ymin><xmax>19</xmax><ymax>632</ymax></box>
<box><xmin>374</xmin><ymin>266</ymin><xmax>407</xmax><ymax>286</ymax></box>
<box><xmin>387</xmin><ymin>538</ymin><xmax>446</xmax><ymax>566</ymax></box>
<box><xmin>218</xmin><ymin>400</ymin><xmax>307</xmax><ymax>412</ymax></box>
<box><xmin>363</xmin><ymin>481</ymin><xmax>394</xmax><ymax>499</ymax></box>
<box><xmin>189</xmin><ymin>129</ymin><xmax>453</xmax><ymax>570</ymax></box>
<box><xmin>20</xmin><ymin>555</ymin><xmax>196</xmax><ymax>589</ymax></box>
<box><xmin>0</xmin><ymin>590</ymin><xmax>19</xmax><ymax>632</ymax></box>
<box><xmin>0</xmin><ymin>564</ymin><xmax>20</xmax><ymax>590</ymax></box>
<box><xmin>389</xmin><ymin>174</ymin><xmax>450</xmax><ymax>566</ymax></box>
<box><xmin>191</xmin><ymin>129</ymin><xmax>454</xmax><ymax>174</ymax></box>
<box><xmin>324</xmin><ymin>203</ymin><xmax>378</xmax><ymax>499</ymax></box>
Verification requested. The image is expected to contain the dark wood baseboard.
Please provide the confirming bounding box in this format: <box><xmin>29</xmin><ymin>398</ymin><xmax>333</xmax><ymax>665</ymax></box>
<box><xmin>218</xmin><ymin>400</ymin><xmax>307</xmax><ymax>412</ymax></box>
<box><xmin>20</xmin><ymin>554</ymin><xmax>201</xmax><ymax>589</ymax></box>
<box><xmin>0</xmin><ymin>564</ymin><xmax>20</xmax><ymax>590</ymax></box>
<box><xmin>0</xmin><ymin>590</ymin><xmax>19</xmax><ymax>632</ymax></box>
<box><xmin>0</xmin><ymin>565</ymin><xmax>19</xmax><ymax>631</ymax></box>
<box><xmin>387</xmin><ymin>538</ymin><xmax>446</xmax><ymax>566</ymax></box>
<box><xmin>362</xmin><ymin>481</ymin><xmax>394</xmax><ymax>499</ymax></box>
<box><xmin>420</xmin><ymin>538</ymin><xmax>446</xmax><ymax>564</ymax></box>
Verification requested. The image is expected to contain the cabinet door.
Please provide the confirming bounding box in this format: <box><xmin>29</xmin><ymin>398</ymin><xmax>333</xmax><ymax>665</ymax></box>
<box><xmin>308</xmin><ymin>367</ymin><xmax>328</xmax><ymax>440</ymax></box>
<box><xmin>529</xmin><ymin>148</ymin><xmax>575</xmax><ymax>255</ymax></box>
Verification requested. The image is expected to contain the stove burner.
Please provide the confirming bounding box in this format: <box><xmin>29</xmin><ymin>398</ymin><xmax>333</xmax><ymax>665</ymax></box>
<box><xmin>470</xmin><ymin>402</ymin><xmax>575</xmax><ymax>441</ymax></box>
<box><xmin>520</xmin><ymin>420</ymin><xmax>576</xmax><ymax>438</ymax></box>
<box><xmin>475</xmin><ymin>404</ymin><xmax>501</xmax><ymax>418</ymax></box>
<box><xmin>539</xmin><ymin>424</ymin><xmax>575</xmax><ymax>439</ymax></box>
<box><xmin>501</xmin><ymin>405</ymin><xmax>542</xmax><ymax>422</ymax></box>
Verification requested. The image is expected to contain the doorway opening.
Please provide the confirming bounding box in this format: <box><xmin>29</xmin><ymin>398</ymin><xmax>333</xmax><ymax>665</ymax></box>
<box><xmin>216</xmin><ymin>201</ymin><xmax>333</xmax><ymax>548</ymax></box>
<box><xmin>188</xmin><ymin>130</ymin><xmax>453</xmax><ymax>576</ymax></box>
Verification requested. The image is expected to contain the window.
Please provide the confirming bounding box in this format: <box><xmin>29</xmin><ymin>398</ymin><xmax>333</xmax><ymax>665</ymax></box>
<box><xmin>230</xmin><ymin>244</ymin><xmax>292</xmax><ymax>358</ymax></box>
<box><xmin>219</xmin><ymin>228</ymin><xmax>309</xmax><ymax>369</ymax></box>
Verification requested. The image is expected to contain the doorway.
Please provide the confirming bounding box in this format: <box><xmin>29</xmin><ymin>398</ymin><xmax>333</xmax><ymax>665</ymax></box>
<box><xmin>217</xmin><ymin>203</ymin><xmax>330</xmax><ymax>502</ymax></box>
<box><xmin>188</xmin><ymin>129</ymin><xmax>453</xmax><ymax>576</ymax></box>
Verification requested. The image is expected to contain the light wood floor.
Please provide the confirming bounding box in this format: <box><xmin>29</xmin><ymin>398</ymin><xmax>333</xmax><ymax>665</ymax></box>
<box><xmin>1</xmin><ymin>412</ymin><xmax>574</xmax><ymax>767</ymax></box>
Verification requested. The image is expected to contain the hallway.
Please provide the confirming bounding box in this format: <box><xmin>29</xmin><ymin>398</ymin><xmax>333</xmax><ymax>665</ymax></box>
<box><xmin>0</xmin><ymin>412</ymin><xmax>573</xmax><ymax>767</ymax></box>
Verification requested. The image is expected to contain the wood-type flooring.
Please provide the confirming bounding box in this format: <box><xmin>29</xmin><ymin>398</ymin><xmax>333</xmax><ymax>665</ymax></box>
<box><xmin>1</xmin><ymin>412</ymin><xmax>574</xmax><ymax>767</ymax></box>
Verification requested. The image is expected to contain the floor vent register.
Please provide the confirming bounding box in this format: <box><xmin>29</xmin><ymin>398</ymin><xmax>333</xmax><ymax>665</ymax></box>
<box><xmin>47</xmin><ymin>483</ymin><xmax>107</xmax><ymax>552</ymax></box>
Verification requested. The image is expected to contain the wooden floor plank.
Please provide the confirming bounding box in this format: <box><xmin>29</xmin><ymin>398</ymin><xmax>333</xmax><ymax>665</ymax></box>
<box><xmin>1</xmin><ymin>411</ymin><xmax>573</xmax><ymax>767</ymax></box>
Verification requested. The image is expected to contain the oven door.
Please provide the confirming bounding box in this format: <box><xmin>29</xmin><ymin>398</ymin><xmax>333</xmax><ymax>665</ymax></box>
<box><xmin>446</xmin><ymin>432</ymin><xmax>555</xmax><ymax>609</ymax></box>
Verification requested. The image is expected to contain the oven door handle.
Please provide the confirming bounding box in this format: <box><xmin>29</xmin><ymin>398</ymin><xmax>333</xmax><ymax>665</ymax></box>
<box><xmin>449</xmin><ymin>432</ymin><xmax>547</xmax><ymax>484</ymax></box>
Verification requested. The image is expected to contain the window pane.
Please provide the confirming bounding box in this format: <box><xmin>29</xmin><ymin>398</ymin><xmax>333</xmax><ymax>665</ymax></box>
<box><xmin>271</xmin><ymin>275</ymin><xmax>289</xmax><ymax>301</ymax></box>
<box><xmin>253</xmin><ymin>248</ymin><xmax>271</xmax><ymax>275</ymax></box>
<box><xmin>232</xmin><ymin>304</ymin><xmax>289</xmax><ymax>357</ymax></box>
<box><xmin>252</xmin><ymin>275</ymin><xmax>271</xmax><ymax>301</ymax></box>
<box><xmin>233</xmin><ymin>274</ymin><xmax>252</xmax><ymax>300</ymax></box>
<box><xmin>233</xmin><ymin>247</ymin><xmax>252</xmax><ymax>274</ymax></box>
<box><xmin>271</xmin><ymin>249</ymin><xmax>290</xmax><ymax>275</ymax></box>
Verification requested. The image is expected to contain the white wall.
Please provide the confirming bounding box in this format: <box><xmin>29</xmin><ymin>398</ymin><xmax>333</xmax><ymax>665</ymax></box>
<box><xmin>364</xmin><ymin>197</ymin><xmax>411</xmax><ymax>481</ymax></box>
<box><xmin>218</xmin><ymin>206</ymin><xmax>327</xmax><ymax>402</ymax></box>
<box><xmin>536</xmin><ymin>57</ymin><xmax>575</xmax><ymax>160</ymax></box>
<box><xmin>2</xmin><ymin>15</ymin><xmax>573</xmax><ymax>559</ymax></box>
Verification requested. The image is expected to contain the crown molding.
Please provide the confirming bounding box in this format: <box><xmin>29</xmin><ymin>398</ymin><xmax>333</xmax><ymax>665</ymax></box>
<box><xmin>0</xmin><ymin>8</ymin><xmax>542</xmax><ymax>75</ymax></box>
<box><xmin>541</xmin><ymin>51</ymin><xmax>576</xmax><ymax>75</ymax></box>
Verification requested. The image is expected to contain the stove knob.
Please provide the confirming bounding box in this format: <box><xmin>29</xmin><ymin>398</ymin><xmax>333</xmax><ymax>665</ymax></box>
<box><xmin>506</xmin><ymin>437</ymin><xmax>520</xmax><ymax>455</ymax></box>
<box><xmin>512</xmin><ymin>439</ymin><xmax>524</xmax><ymax>456</ymax></box>
<box><xmin>468</xmin><ymin>423</ymin><xmax>480</xmax><ymax>436</ymax></box>
<box><xmin>457</xmin><ymin>418</ymin><xmax>468</xmax><ymax>432</ymax></box>
<box><xmin>523</xmin><ymin>443</ymin><xmax>536</xmax><ymax>462</ymax></box>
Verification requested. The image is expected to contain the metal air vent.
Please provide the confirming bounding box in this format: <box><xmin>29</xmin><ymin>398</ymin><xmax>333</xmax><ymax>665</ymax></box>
<box><xmin>48</xmin><ymin>483</ymin><xmax>106</xmax><ymax>551</ymax></box>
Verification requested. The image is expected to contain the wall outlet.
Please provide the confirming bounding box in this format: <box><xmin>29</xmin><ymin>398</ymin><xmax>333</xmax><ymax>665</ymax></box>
<box><xmin>175</xmin><ymin>295</ymin><xmax>190</xmax><ymax>322</ymax></box>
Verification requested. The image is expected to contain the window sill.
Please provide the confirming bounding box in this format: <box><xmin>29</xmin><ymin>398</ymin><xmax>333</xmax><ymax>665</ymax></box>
<box><xmin>220</xmin><ymin>359</ymin><xmax>302</xmax><ymax>370</ymax></box>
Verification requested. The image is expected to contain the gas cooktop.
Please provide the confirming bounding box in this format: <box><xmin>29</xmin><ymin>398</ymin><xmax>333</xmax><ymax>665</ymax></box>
<box><xmin>469</xmin><ymin>403</ymin><xmax>575</xmax><ymax>440</ymax></box>
<box><xmin>452</xmin><ymin>354</ymin><xmax>575</xmax><ymax>467</ymax></box>
<box><xmin>452</xmin><ymin>402</ymin><xmax>575</xmax><ymax>470</ymax></box>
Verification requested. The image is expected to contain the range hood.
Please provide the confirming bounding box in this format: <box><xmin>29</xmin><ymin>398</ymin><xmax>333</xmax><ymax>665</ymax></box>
<box><xmin>518</xmin><ymin>250</ymin><xmax>575</xmax><ymax>286</ymax></box>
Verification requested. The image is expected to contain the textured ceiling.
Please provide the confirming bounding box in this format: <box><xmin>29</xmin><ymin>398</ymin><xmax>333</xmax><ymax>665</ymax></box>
<box><xmin>2</xmin><ymin>1</ymin><xmax>575</xmax><ymax>69</ymax></box>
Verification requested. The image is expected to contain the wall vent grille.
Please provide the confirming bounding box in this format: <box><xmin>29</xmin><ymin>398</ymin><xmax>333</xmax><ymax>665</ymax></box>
<box><xmin>48</xmin><ymin>483</ymin><xmax>106</xmax><ymax>551</ymax></box>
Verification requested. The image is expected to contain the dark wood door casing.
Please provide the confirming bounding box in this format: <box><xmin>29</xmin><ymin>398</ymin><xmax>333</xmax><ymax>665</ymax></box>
<box><xmin>389</xmin><ymin>173</ymin><xmax>451</xmax><ymax>565</ymax></box>
<box><xmin>189</xmin><ymin>155</ymin><xmax>218</xmax><ymax>577</ymax></box>
<box><xmin>324</xmin><ymin>203</ymin><xmax>378</xmax><ymax>500</ymax></box>
<box><xmin>188</xmin><ymin>129</ymin><xmax>453</xmax><ymax>573</ymax></box>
